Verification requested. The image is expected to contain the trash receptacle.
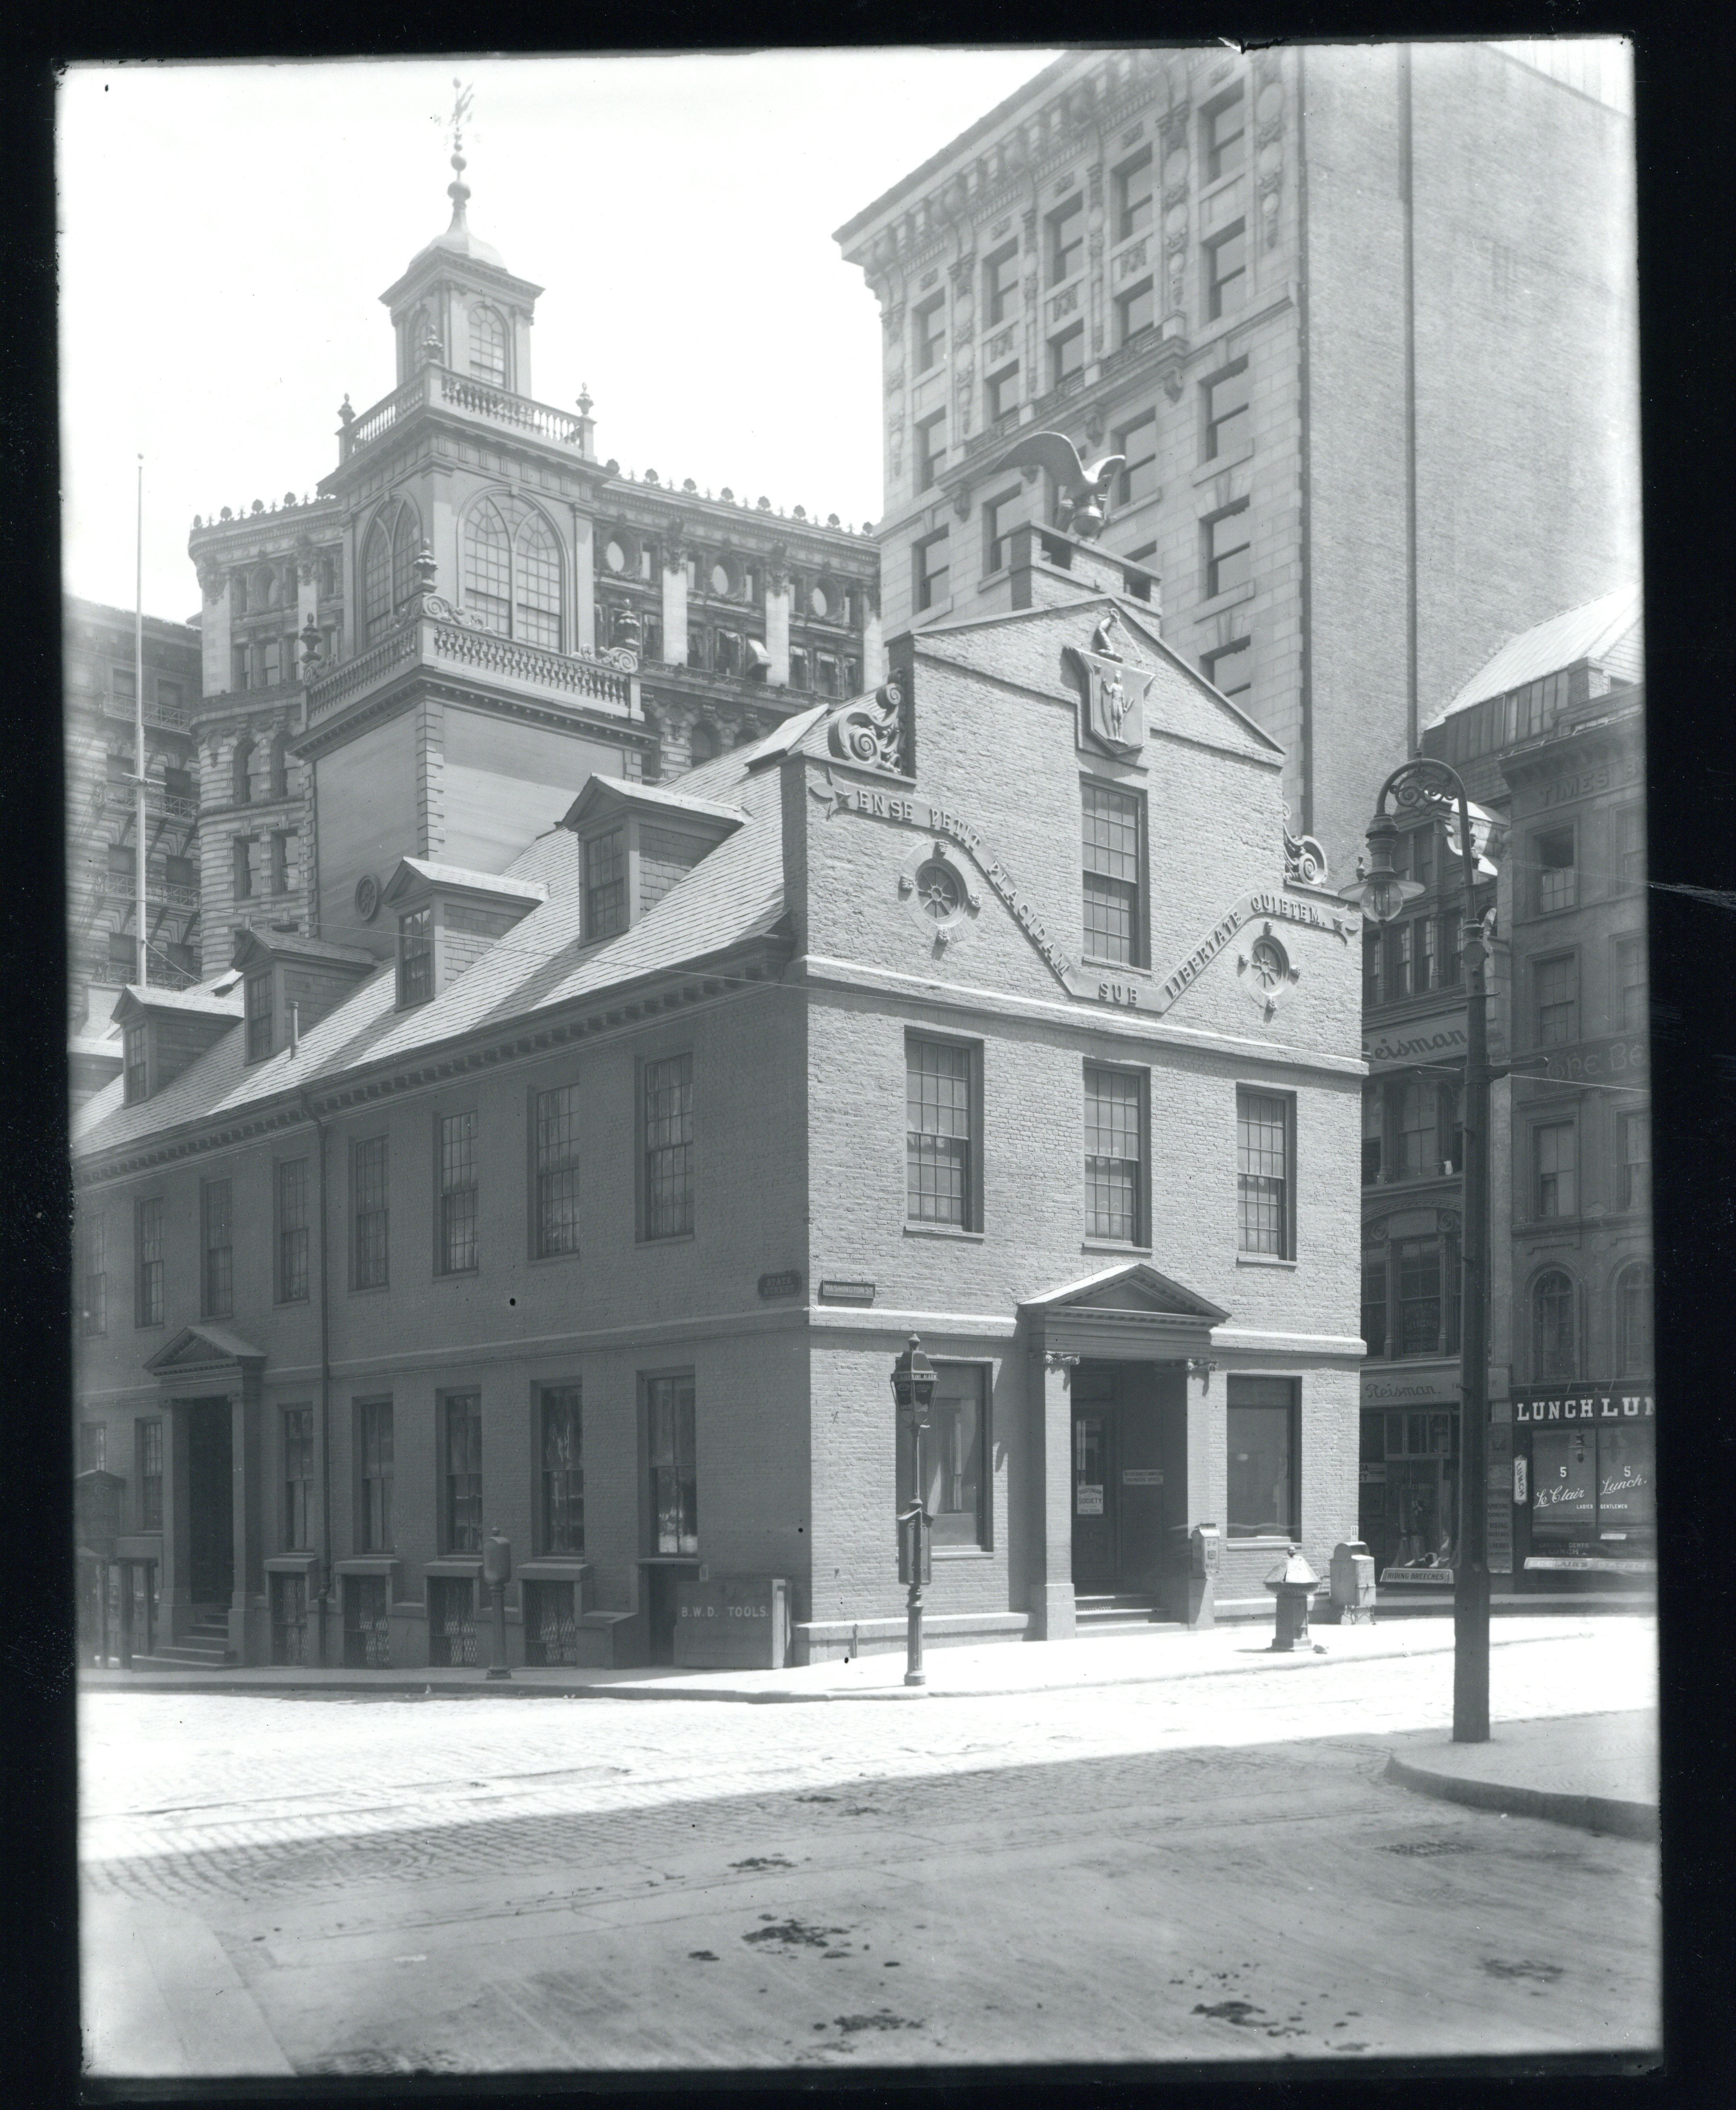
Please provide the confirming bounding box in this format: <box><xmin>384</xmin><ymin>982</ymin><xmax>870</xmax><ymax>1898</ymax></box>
<box><xmin>1328</xmin><ymin>1540</ymin><xmax>1376</xmax><ymax>1625</ymax></box>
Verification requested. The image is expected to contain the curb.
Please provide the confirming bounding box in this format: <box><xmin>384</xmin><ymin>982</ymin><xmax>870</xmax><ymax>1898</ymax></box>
<box><xmin>1382</xmin><ymin>1752</ymin><xmax>1658</xmax><ymax>1841</ymax></box>
<box><xmin>81</xmin><ymin>1622</ymin><xmax>1598</xmax><ymax>1708</ymax></box>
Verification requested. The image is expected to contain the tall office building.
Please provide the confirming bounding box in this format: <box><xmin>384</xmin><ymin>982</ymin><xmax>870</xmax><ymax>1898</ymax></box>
<box><xmin>835</xmin><ymin>41</ymin><xmax>1636</xmax><ymax>875</ymax></box>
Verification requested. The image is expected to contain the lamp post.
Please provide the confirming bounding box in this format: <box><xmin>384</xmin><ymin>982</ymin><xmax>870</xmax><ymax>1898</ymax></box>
<box><xmin>891</xmin><ymin>1333</ymin><xmax>936</xmax><ymax>1689</ymax></box>
<box><xmin>482</xmin><ymin>1524</ymin><xmax>512</xmax><ymax>1681</ymax></box>
<box><xmin>1342</xmin><ymin>759</ymin><xmax>1494</xmax><ymax>1743</ymax></box>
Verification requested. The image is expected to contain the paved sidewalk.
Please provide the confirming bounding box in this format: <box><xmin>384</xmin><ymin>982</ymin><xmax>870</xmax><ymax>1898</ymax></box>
<box><xmin>81</xmin><ymin>1613</ymin><xmax>1615</xmax><ymax>1706</ymax></box>
<box><xmin>1384</xmin><ymin>1710</ymin><xmax>1658</xmax><ymax>1839</ymax></box>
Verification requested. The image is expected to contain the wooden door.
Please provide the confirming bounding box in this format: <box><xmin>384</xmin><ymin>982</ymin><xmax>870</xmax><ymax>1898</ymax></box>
<box><xmin>186</xmin><ymin>1400</ymin><xmax>233</xmax><ymax>1607</ymax></box>
<box><xmin>1071</xmin><ymin>1407</ymin><xmax>1118</xmax><ymax>1588</ymax></box>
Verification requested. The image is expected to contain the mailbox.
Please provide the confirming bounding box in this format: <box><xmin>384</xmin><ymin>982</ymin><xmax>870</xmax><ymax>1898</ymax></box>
<box><xmin>673</xmin><ymin>1575</ymin><xmax>790</xmax><ymax>1669</ymax></box>
<box><xmin>1190</xmin><ymin>1524</ymin><xmax>1220</xmax><ymax>1578</ymax></box>
<box><xmin>1328</xmin><ymin>1540</ymin><xmax>1376</xmax><ymax>1624</ymax></box>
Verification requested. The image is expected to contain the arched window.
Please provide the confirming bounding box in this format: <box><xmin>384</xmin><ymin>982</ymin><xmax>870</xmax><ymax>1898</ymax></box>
<box><xmin>462</xmin><ymin>494</ymin><xmax>561</xmax><ymax>647</ymax></box>
<box><xmin>232</xmin><ymin>736</ymin><xmax>254</xmax><ymax>807</ymax></box>
<box><xmin>268</xmin><ymin>732</ymin><xmax>290</xmax><ymax>802</ymax></box>
<box><xmin>362</xmin><ymin>497</ymin><xmax>422</xmax><ymax>643</ymax></box>
<box><xmin>690</xmin><ymin>720</ymin><xmax>721</xmax><ymax>764</ymax></box>
<box><xmin>469</xmin><ymin>305</ymin><xmax>508</xmax><ymax>388</ymax></box>
<box><xmin>1615</xmin><ymin>1262</ymin><xmax>1653</xmax><ymax>1377</ymax></box>
<box><xmin>1532</xmin><ymin>1269</ymin><xmax>1576</xmax><ymax>1383</ymax></box>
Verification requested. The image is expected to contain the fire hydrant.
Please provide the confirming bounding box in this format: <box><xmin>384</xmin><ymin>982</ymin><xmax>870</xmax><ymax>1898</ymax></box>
<box><xmin>1264</xmin><ymin>1546</ymin><xmax>1320</xmax><ymax>1651</ymax></box>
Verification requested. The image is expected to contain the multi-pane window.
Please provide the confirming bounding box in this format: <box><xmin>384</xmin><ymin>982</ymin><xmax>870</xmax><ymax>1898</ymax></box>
<box><xmin>201</xmin><ymin>1179</ymin><xmax>233</xmax><ymax>1319</ymax></box>
<box><xmin>271</xmin><ymin>833</ymin><xmax>295</xmax><ymax>895</ymax></box>
<box><xmin>1618</xmin><ymin>1110</ymin><xmax>1650</xmax><ymax>1213</ymax></box>
<box><xmin>1396</xmin><ymin>1080</ymin><xmax>1438</xmax><ymax>1179</ymax></box>
<box><xmin>1226</xmin><ymin>1377</ymin><xmax>1295</xmax><ymax>1539</ymax></box>
<box><xmin>79</xmin><ymin>1423</ymin><xmax>107</xmax><ymax>1474</ymax></box>
<box><xmin>352</xmin><ymin>1136</ymin><xmax>388</xmax><ymax>1289</ymax></box>
<box><xmin>283</xmin><ymin>1406</ymin><xmax>313</xmax><ymax>1548</ymax></box>
<box><xmin>584</xmin><ymin>829</ymin><xmax>626</xmax><ymax>941</ymax></box>
<box><xmin>1237</xmin><ymin>1090</ymin><xmax>1291</xmax><ymax>1256</ymax></box>
<box><xmin>913</xmin><ymin>294</ymin><xmax>946</xmax><ymax>375</ymax></box>
<box><xmin>1614</xmin><ymin>933</ymin><xmax>1647</xmax><ymax>1033</ymax></box>
<box><xmin>464</xmin><ymin>495</ymin><xmax>561</xmax><ymax>647</ymax></box>
<box><xmin>468</xmin><ymin>304</ymin><xmax>508</xmax><ymax>386</ymax></box>
<box><xmin>1115</xmin><ymin>147</ymin><xmax>1154</xmax><ymax>240</ymax></box>
<box><xmin>899</xmin><ymin>1364</ymin><xmax>989</xmax><ymax>1550</ymax></box>
<box><xmin>245</xmin><ymin>972</ymin><xmax>273</xmax><ymax>1062</ymax></box>
<box><xmin>647</xmin><ymin>1374</ymin><xmax>698</xmax><ymax>1555</ymax></box>
<box><xmin>1615</xmin><ymin>1263</ymin><xmax>1652</xmax><ymax>1377</ymax></box>
<box><xmin>234</xmin><ymin>835</ymin><xmax>257</xmax><ymax>901</ymax></box>
<box><xmin>985</xmin><ymin>362</ymin><xmax>1020</xmax><ymax>423</ymax></box>
<box><xmin>1396</xmin><ymin>1237</ymin><xmax>1444</xmax><ymax>1357</ymax></box>
<box><xmin>1081</xmin><ymin>780</ymin><xmax>1144</xmax><ymax>964</ymax></box>
<box><xmin>1535</xmin><ymin>955</ymin><xmax>1579</xmax><ymax>1046</ymax></box>
<box><xmin>1048</xmin><ymin>194</ymin><xmax>1084</xmax><ymax>284</ymax></box>
<box><xmin>983</xmin><ymin>488</ymin><xmax>1027</xmax><ymax>574</ymax></box>
<box><xmin>906</xmin><ymin>1037</ymin><xmax>974</xmax><ymax>1228</ymax></box>
<box><xmin>443</xmin><ymin>1393</ymin><xmax>483</xmax><ymax>1553</ymax></box>
<box><xmin>398</xmin><ymin>906</ymin><xmax>433</xmax><ymax>1007</ymax></box>
<box><xmin>1205</xmin><ymin>222</ymin><xmax>1248</xmax><ymax>319</ymax></box>
<box><xmin>1117</xmin><ymin>411</ymin><xmax>1158</xmax><ymax>506</ymax></box>
<box><xmin>1085</xmin><ymin>1066</ymin><xmax>1144</xmax><ymax>1242</ymax></box>
<box><xmin>1361</xmin><ymin>1254</ymin><xmax>1388</xmax><ymax>1356</ymax></box>
<box><xmin>1379</xmin><ymin>920</ymin><xmax>1412</xmax><ymax>1001</ymax></box>
<box><xmin>1116</xmin><ymin>278</ymin><xmax>1156</xmax><ymax>345</ymax></box>
<box><xmin>534</xmin><ymin>1083</ymin><xmax>582</xmax><ymax>1258</ymax></box>
<box><xmin>915</xmin><ymin>529</ymin><xmax>950</xmax><ymax>612</ymax></box>
<box><xmin>1203</xmin><ymin>85</ymin><xmax>1247</xmax><ymax>182</ymax></box>
<box><xmin>788</xmin><ymin>647</ymin><xmax>810</xmax><ymax>691</ymax></box>
<box><xmin>139</xmin><ymin>1418</ymin><xmax>163</xmax><ymax>1532</ymax></box>
<box><xmin>1206</xmin><ymin>503</ymin><xmax>1251</xmax><ymax>596</ymax></box>
<box><xmin>438</xmin><ymin>1111</ymin><xmax>479</xmax><ymax>1273</ymax></box>
<box><xmin>357</xmin><ymin>1399</ymin><xmax>394</xmax><ymax>1551</ymax></box>
<box><xmin>122</xmin><ymin>1023</ymin><xmax>148</xmax><ymax>1104</ymax></box>
<box><xmin>643</xmin><ymin>1053</ymin><xmax>695</xmax><ymax>1239</ymax></box>
<box><xmin>984</xmin><ymin>242</ymin><xmax>1021</xmax><ymax>324</ymax></box>
<box><xmin>1535</xmin><ymin>827</ymin><xmax>1576</xmax><ymax>914</ymax></box>
<box><xmin>1361</xmin><ymin>1084</ymin><xmax>1384</xmax><ymax>1184</ymax></box>
<box><xmin>541</xmin><ymin>1386</ymin><xmax>584</xmax><ymax>1555</ymax></box>
<box><xmin>1403</xmin><ymin>823</ymin><xmax>1436</xmax><ymax>893</ymax></box>
<box><xmin>80</xmin><ymin>1214</ymin><xmax>107</xmax><ymax>1335</ymax></box>
<box><xmin>276</xmin><ymin>1158</ymin><xmax>309</xmax><ymax>1302</ymax></box>
<box><xmin>1615</xmin><ymin>806</ymin><xmax>1645</xmax><ymax>887</ymax></box>
<box><xmin>916</xmin><ymin>409</ymin><xmax>947</xmax><ymax>491</ymax></box>
<box><xmin>1204</xmin><ymin>638</ymin><xmax>1251</xmax><ymax>704</ymax></box>
<box><xmin>1049</xmin><ymin>322</ymin><xmax>1085</xmax><ymax>390</ymax></box>
<box><xmin>135</xmin><ymin>1198</ymin><xmax>163</xmax><ymax>1325</ymax></box>
<box><xmin>1204</xmin><ymin>362</ymin><xmax>1251</xmax><ymax>459</ymax></box>
<box><xmin>1535</xmin><ymin>1121</ymin><xmax>1577</xmax><ymax>1219</ymax></box>
<box><xmin>1532</xmin><ymin>1271</ymin><xmax>1576</xmax><ymax>1381</ymax></box>
<box><xmin>362</xmin><ymin>500</ymin><xmax>420</xmax><ymax>644</ymax></box>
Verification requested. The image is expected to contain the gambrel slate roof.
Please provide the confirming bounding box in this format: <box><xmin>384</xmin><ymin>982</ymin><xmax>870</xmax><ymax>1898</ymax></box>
<box><xmin>72</xmin><ymin>726</ymin><xmax>797</xmax><ymax>1167</ymax></box>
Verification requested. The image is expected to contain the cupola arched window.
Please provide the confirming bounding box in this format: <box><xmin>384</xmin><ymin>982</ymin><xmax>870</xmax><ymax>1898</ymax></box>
<box><xmin>463</xmin><ymin>494</ymin><xmax>561</xmax><ymax>648</ymax></box>
<box><xmin>469</xmin><ymin>305</ymin><xmax>508</xmax><ymax>388</ymax></box>
<box><xmin>1614</xmin><ymin>1262</ymin><xmax>1652</xmax><ymax>1378</ymax></box>
<box><xmin>1532</xmin><ymin>1269</ymin><xmax>1577</xmax><ymax>1383</ymax></box>
<box><xmin>361</xmin><ymin>497</ymin><xmax>422</xmax><ymax>644</ymax></box>
<box><xmin>232</xmin><ymin>736</ymin><xmax>255</xmax><ymax>807</ymax></box>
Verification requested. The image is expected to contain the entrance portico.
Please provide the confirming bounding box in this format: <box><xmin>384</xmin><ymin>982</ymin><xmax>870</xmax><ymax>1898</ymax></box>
<box><xmin>1020</xmin><ymin>1264</ymin><xmax>1229</xmax><ymax>1639</ymax></box>
<box><xmin>143</xmin><ymin>1325</ymin><xmax>267</xmax><ymax>1660</ymax></box>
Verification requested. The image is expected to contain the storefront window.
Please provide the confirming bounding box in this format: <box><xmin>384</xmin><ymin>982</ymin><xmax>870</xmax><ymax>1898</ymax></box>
<box><xmin>1358</xmin><ymin>1406</ymin><xmax>1457</xmax><ymax>1574</ymax></box>
<box><xmin>1531</xmin><ymin>1422</ymin><xmax>1654</xmax><ymax>1544</ymax></box>
<box><xmin>1226</xmin><ymin>1377</ymin><xmax>1296</xmax><ymax>1538</ymax></box>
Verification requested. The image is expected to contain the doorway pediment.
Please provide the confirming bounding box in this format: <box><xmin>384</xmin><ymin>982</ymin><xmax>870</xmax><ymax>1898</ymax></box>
<box><xmin>145</xmin><ymin>1324</ymin><xmax>267</xmax><ymax>1383</ymax></box>
<box><xmin>1020</xmin><ymin>1261</ymin><xmax>1228</xmax><ymax>1359</ymax></box>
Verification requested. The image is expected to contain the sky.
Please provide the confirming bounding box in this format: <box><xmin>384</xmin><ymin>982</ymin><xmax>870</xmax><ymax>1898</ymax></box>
<box><xmin>58</xmin><ymin>50</ymin><xmax>1063</xmax><ymax>623</ymax></box>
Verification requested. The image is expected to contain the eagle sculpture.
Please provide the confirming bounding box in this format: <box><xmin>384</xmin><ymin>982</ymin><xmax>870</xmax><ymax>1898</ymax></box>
<box><xmin>990</xmin><ymin>429</ymin><xmax>1126</xmax><ymax>541</ymax></box>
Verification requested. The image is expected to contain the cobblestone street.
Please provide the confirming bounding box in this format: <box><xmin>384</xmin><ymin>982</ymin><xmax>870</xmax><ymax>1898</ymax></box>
<box><xmin>81</xmin><ymin>1619</ymin><xmax>1659</xmax><ymax>2075</ymax></box>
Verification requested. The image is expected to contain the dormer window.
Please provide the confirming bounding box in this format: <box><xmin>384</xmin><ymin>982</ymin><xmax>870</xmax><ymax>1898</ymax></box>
<box><xmin>399</xmin><ymin>906</ymin><xmax>435</xmax><ymax>1007</ymax></box>
<box><xmin>584</xmin><ymin>830</ymin><xmax>627</xmax><ymax>942</ymax></box>
<box><xmin>245</xmin><ymin>972</ymin><xmax>273</xmax><ymax>1062</ymax></box>
<box><xmin>123</xmin><ymin>1024</ymin><xmax>148</xmax><ymax>1104</ymax></box>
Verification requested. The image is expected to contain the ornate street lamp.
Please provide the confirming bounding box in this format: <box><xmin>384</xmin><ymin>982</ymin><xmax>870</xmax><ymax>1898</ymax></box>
<box><xmin>1342</xmin><ymin>759</ymin><xmax>1496</xmax><ymax>1743</ymax></box>
<box><xmin>890</xmin><ymin>1334</ymin><xmax>936</xmax><ymax>1689</ymax></box>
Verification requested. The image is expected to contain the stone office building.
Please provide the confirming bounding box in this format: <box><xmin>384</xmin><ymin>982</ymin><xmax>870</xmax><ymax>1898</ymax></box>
<box><xmin>835</xmin><ymin>40</ymin><xmax>1636</xmax><ymax>880</ymax></box>
<box><xmin>72</xmin><ymin>540</ymin><xmax>1364</xmax><ymax>1671</ymax></box>
<box><xmin>180</xmin><ymin>147</ymin><xmax>882</xmax><ymax>978</ymax></box>
<box><xmin>1355</xmin><ymin>586</ymin><xmax>1650</xmax><ymax>1591</ymax></box>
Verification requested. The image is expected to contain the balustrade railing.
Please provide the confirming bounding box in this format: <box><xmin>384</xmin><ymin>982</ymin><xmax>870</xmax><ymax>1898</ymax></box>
<box><xmin>306</xmin><ymin>626</ymin><xmax>418</xmax><ymax>719</ymax></box>
<box><xmin>307</xmin><ymin>611</ymin><xmax>631</xmax><ymax>721</ymax></box>
<box><xmin>340</xmin><ymin>365</ymin><xmax>588</xmax><ymax>463</ymax></box>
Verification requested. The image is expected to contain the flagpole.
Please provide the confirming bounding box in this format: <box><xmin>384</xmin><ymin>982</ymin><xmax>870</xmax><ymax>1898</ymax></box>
<box><xmin>134</xmin><ymin>455</ymin><xmax>147</xmax><ymax>987</ymax></box>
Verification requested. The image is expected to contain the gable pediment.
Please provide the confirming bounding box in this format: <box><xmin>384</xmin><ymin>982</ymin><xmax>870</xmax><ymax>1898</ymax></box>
<box><xmin>1021</xmin><ymin>1262</ymin><xmax>1230</xmax><ymax>1327</ymax></box>
<box><xmin>145</xmin><ymin>1324</ymin><xmax>266</xmax><ymax>1376</ymax></box>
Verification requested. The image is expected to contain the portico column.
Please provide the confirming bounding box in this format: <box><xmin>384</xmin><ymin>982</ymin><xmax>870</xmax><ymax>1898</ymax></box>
<box><xmin>161</xmin><ymin>1401</ymin><xmax>194</xmax><ymax>1646</ymax></box>
<box><xmin>230</xmin><ymin>1384</ymin><xmax>262</xmax><ymax>1664</ymax></box>
<box><xmin>1028</xmin><ymin>1350</ymin><xmax>1076</xmax><ymax>1640</ymax></box>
